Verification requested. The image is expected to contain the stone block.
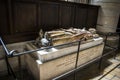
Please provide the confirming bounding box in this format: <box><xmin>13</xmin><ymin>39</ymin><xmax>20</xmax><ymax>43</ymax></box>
<box><xmin>26</xmin><ymin>37</ymin><xmax>103</xmax><ymax>62</ymax></box>
<box><xmin>25</xmin><ymin>43</ymin><xmax>104</xmax><ymax>80</ymax></box>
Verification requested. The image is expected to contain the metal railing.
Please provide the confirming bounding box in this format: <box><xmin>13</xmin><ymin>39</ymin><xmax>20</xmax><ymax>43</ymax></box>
<box><xmin>0</xmin><ymin>37</ymin><xmax>17</xmax><ymax>80</ymax></box>
<box><xmin>0</xmin><ymin>31</ymin><xmax>120</xmax><ymax>80</ymax></box>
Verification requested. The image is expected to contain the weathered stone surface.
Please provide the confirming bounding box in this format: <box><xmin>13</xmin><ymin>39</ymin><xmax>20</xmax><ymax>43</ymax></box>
<box><xmin>25</xmin><ymin>43</ymin><xmax>104</xmax><ymax>80</ymax></box>
<box><xmin>106</xmin><ymin>35</ymin><xmax>119</xmax><ymax>47</ymax></box>
<box><xmin>26</xmin><ymin>37</ymin><xmax>103</xmax><ymax>62</ymax></box>
<box><xmin>91</xmin><ymin>0</ymin><xmax>120</xmax><ymax>33</ymax></box>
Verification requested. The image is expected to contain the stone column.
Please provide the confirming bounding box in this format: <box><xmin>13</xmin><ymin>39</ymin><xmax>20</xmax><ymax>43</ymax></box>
<box><xmin>91</xmin><ymin>0</ymin><xmax>120</xmax><ymax>47</ymax></box>
<box><xmin>90</xmin><ymin>0</ymin><xmax>120</xmax><ymax>33</ymax></box>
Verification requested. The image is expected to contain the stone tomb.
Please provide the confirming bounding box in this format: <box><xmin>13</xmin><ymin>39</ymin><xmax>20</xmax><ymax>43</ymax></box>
<box><xmin>25</xmin><ymin>37</ymin><xmax>104</xmax><ymax>80</ymax></box>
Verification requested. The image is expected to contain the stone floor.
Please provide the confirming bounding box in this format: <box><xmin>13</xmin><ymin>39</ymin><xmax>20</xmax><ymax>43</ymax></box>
<box><xmin>60</xmin><ymin>49</ymin><xmax>120</xmax><ymax>80</ymax></box>
<box><xmin>92</xmin><ymin>58</ymin><xmax>120</xmax><ymax>80</ymax></box>
<box><xmin>0</xmin><ymin>49</ymin><xmax>120</xmax><ymax>80</ymax></box>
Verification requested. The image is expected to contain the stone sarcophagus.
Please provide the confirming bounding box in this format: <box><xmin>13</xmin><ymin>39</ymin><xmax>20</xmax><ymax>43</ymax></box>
<box><xmin>25</xmin><ymin>28</ymin><xmax>104</xmax><ymax>80</ymax></box>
